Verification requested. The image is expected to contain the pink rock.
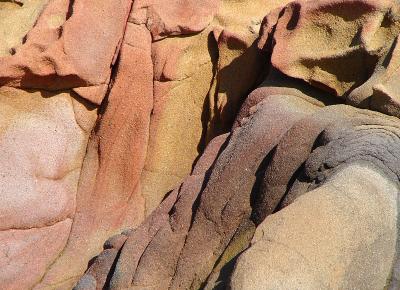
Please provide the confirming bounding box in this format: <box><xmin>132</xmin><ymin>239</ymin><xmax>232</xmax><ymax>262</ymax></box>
<box><xmin>36</xmin><ymin>23</ymin><xmax>154</xmax><ymax>288</ymax></box>
<box><xmin>0</xmin><ymin>0</ymin><xmax>132</xmax><ymax>104</ymax></box>
<box><xmin>0</xmin><ymin>219</ymin><xmax>72</xmax><ymax>290</ymax></box>
<box><xmin>130</xmin><ymin>0</ymin><xmax>220</xmax><ymax>40</ymax></box>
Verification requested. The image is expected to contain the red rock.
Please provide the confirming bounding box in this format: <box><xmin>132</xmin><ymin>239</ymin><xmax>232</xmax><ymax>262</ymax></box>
<box><xmin>4</xmin><ymin>0</ymin><xmax>400</xmax><ymax>288</ymax></box>
<box><xmin>0</xmin><ymin>0</ymin><xmax>132</xmax><ymax>104</ymax></box>
<box><xmin>36</xmin><ymin>22</ymin><xmax>154</xmax><ymax>288</ymax></box>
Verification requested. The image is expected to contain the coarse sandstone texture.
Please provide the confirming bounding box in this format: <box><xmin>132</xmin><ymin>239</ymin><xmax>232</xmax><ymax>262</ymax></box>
<box><xmin>79</xmin><ymin>96</ymin><xmax>400</xmax><ymax>289</ymax></box>
<box><xmin>1</xmin><ymin>0</ymin><xmax>288</xmax><ymax>287</ymax></box>
<box><xmin>75</xmin><ymin>0</ymin><xmax>400</xmax><ymax>280</ymax></box>
<box><xmin>3</xmin><ymin>0</ymin><xmax>400</xmax><ymax>289</ymax></box>
<box><xmin>0</xmin><ymin>87</ymin><xmax>96</xmax><ymax>289</ymax></box>
<box><xmin>139</xmin><ymin>0</ymin><xmax>297</xmax><ymax>215</ymax></box>
<box><xmin>0</xmin><ymin>0</ymin><xmax>144</xmax><ymax>287</ymax></box>
<box><xmin>76</xmin><ymin>95</ymin><xmax>318</xmax><ymax>289</ymax></box>
<box><xmin>231</xmin><ymin>163</ymin><xmax>398</xmax><ymax>290</ymax></box>
<box><xmin>259</xmin><ymin>0</ymin><xmax>400</xmax><ymax>118</ymax></box>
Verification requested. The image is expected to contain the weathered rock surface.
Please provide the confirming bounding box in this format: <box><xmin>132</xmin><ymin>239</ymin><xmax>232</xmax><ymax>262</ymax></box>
<box><xmin>231</xmin><ymin>102</ymin><xmax>400</xmax><ymax>290</ymax></box>
<box><xmin>231</xmin><ymin>163</ymin><xmax>398</xmax><ymax>290</ymax></box>
<box><xmin>0</xmin><ymin>87</ymin><xmax>96</xmax><ymax>289</ymax></box>
<box><xmin>140</xmin><ymin>0</ymin><xmax>294</xmax><ymax>215</ymax></box>
<box><xmin>260</xmin><ymin>0</ymin><xmax>400</xmax><ymax>118</ymax></box>
<box><xmin>79</xmin><ymin>96</ymin><xmax>400</xmax><ymax>289</ymax></box>
<box><xmin>0</xmin><ymin>0</ymin><xmax>132</xmax><ymax>103</ymax></box>
<box><xmin>3</xmin><ymin>0</ymin><xmax>400</xmax><ymax>289</ymax></box>
<box><xmin>1</xmin><ymin>0</ymin><xmax>277</xmax><ymax>286</ymax></box>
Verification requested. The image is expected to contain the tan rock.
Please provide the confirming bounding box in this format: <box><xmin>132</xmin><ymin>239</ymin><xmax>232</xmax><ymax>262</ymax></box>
<box><xmin>141</xmin><ymin>28</ymin><xmax>215</xmax><ymax>214</ymax></box>
<box><xmin>0</xmin><ymin>0</ymin><xmax>49</xmax><ymax>56</ymax></box>
<box><xmin>231</xmin><ymin>163</ymin><xmax>398</xmax><ymax>290</ymax></box>
<box><xmin>206</xmin><ymin>0</ymin><xmax>295</xmax><ymax>141</ymax></box>
<box><xmin>140</xmin><ymin>0</ymin><xmax>295</xmax><ymax>215</ymax></box>
<box><xmin>270</xmin><ymin>0</ymin><xmax>400</xmax><ymax>97</ymax></box>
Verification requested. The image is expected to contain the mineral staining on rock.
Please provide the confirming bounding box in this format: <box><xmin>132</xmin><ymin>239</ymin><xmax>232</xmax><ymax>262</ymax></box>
<box><xmin>1</xmin><ymin>0</ymin><xmax>400</xmax><ymax>289</ymax></box>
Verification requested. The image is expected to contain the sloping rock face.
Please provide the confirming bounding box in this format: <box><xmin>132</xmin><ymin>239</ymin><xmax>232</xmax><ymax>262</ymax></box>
<box><xmin>75</xmin><ymin>0</ymin><xmax>400</xmax><ymax>289</ymax></box>
<box><xmin>231</xmin><ymin>163</ymin><xmax>398</xmax><ymax>290</ymax></box>
<box><xmin>0</xmin><ymin>0</ymin><xmax>290</xmax><ymax>288</ymax></box>
<box><xmin>77</xmin><ymin>99</ymin><xmax>400</xmax><ymax>290</ymax></box>
<box><xmin>3</xmin><ymin>0</ymin><xmax>400</xmax><ymax>289</ymax></box>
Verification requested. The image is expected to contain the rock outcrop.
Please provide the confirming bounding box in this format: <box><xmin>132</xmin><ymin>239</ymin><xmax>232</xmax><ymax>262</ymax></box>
<box><xmin>77</xmin><ymin>97</ymin><xmax>400</xmax><ymax>289</ymax></box>
<box><xmin>231</xmin><ymin>163</ymin><xmax>398</xmax><ymax>290</ymax></box>
<box><xmin>2</xmin><ymin>0</ymin><xmax>400</xmax><ymax>289</ymax></box>
<box><xmin>0</xmin><ymin>0</ymin><xmax>286</xmax><ymax>287</ymax></box>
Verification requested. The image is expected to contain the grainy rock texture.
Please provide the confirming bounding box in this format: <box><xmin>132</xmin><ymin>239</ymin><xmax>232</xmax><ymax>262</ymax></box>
<box><xmin>79</xmin><ymin>99</ymin><xmax>400</xmax><ymax>290</ymax></box>
<box><xmin>0</xmin><ymin>0</ymin><xmax>280</xmax><ymax>287</ymax></box>
<box><xmin>231</xmin><ymin>163</ymin><xmax>398</xmax><ymax>290</ymax></box>
<box><xmin>2</xmin><ymin>0</ymin><xmax>400</xmax><ymax>289</ymax></box>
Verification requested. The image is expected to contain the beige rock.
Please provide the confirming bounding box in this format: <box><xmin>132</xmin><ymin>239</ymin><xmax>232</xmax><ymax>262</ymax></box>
<box><xmin>231</xmin><ymin>163</ymin><xmax>398</xmax><ymax>290</ymax></box>
<box><xmin>141</xmin><ymin>29</ymin><xmax>215</xmax><ymax>214</ymax></box>
<box><xmin>140</xmin><ymin>0</ymin><xmax>296</xmax><ymax>215</ymax></box>
<box><xmin>270</xmin><ymin>0</ymin><xmax>400</xmax><ymax>97</ymax></box>
<box><xmin>206</xmin><ymin>0</ymin><xmax>295</xmax><ymax>141</ymax></box>
<box><xmin>0</xmin><ymin>0</ymin><xmax>49</xmax><ymax>56</ymax></box>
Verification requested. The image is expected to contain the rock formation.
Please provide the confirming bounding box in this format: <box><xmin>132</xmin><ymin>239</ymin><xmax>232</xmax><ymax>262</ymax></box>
<box><xmin>1</xmin><ymin>0</ymin><xmax>400</xmax><ymax>289</ymax></box>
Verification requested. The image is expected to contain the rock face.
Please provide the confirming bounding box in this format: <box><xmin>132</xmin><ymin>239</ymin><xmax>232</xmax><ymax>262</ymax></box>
<box><xmin>78</xmin><ymin>98</ymin><xmax>400</xmax><ymax>290</ymax></box>
<box><xmin>2</xmin><ymin>0</ymin><xmax>400</xmax><ymax>289</ymax></box>
<box><xmin>0</xmin><ymin>87</ymin><xmax>96</xmax><ymax>289</ymax></box>
<box><xmin>1</xmin><ymin>0</ymin><xmax>284</xmax><ymax>287</ymax></box>
<box><xmin>231</xmin><ymin>163</ymin><xmax>398</xmax><ymax>290</ymax></box>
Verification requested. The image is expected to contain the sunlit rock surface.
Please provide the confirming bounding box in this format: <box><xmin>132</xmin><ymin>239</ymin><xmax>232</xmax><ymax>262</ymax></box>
<box><xmin>1</xmin><ymin>0</ymin><xmax>400</xmax><ymax>289</ymax></box>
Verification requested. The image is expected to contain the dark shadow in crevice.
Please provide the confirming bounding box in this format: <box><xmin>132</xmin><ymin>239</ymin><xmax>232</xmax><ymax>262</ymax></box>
<box><xmin>383</xmin><ymin>36</ymin><xmax>398</xmax><ymax>69</ymax></box>
<box><xmin>0</xmin><ymin>0</ymin><xmax>23</xmax><ymax>6</ymax></box>
<box><xmin>200</xmin><ymin>237</ymin><xmax>248</xmax><ymax>290</ymax></box>
<box><xmin>66</xmin><ymin>0</ymin><xmax>75</xmax><ymax>20</ymax></box>
<box><xmin>196</xmin><ymin>31</ymin><xmax>219</xmax><ymax>156</ymax></box>
<box><xmin>286</xmin><ymin>2</ymin><xmax>301</xmax><ymax>30</ymax></box>
<box><xmin>206</xmin><ymin>40</ymin><xmax>269</xmax><ymax>142</ymax></box>
<box><xmin>189</xmin><ymin>133</ymin><xmax>232</xmax><ymax>232</ymax></box>
<box><xmin>104</xmin><ymin>248</ymin><xmax>124</xmax><ymax>290</ymax></box>
<box><xmin>93</xmin><ymin>51</ymin><xmax>122</xmax><ymax>133</ymax></box>
<box><xmin>249</xmin><ymin>146</ymin><xmax>276</xmax><ymax>225</ymax></box>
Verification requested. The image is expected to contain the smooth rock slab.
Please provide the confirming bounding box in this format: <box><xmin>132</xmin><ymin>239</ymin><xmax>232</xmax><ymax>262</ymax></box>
<box><xmin>231</xmin><ymin>163</ymin><xmax>398</xmax><ymax>290</ymax></box>
<box><xmin>0</xmin><ymin>87</ymin><xmax>95</xmax><ymax>289</ymax></box>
